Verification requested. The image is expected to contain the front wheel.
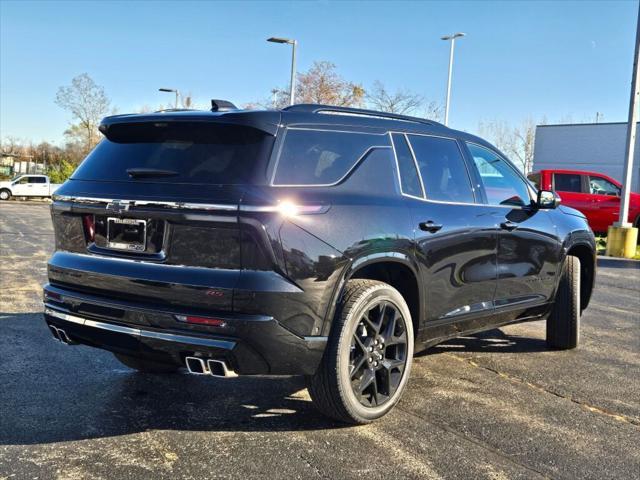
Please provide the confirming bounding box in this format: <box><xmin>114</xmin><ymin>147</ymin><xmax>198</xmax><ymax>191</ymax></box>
<box><xmin>0</xmin><ymin>189</ymin><xmax>11</xmax><ymax>201</ymax></box>
<box><xmin>547</xmin><ymin>255</ymin><xmax>581</xmax><ymax>350</ymax></box>
<box><xmin>307</xmin><ymin>279</ymin><xmax>414</xmax><ymax>424</ymax></box>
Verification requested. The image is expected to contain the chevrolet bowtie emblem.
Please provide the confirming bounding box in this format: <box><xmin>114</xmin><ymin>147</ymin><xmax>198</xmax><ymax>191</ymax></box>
<box><xmin>106</xmin><ymin>200</ymin><xmax>131</xmax><ymax>213</ymax></box>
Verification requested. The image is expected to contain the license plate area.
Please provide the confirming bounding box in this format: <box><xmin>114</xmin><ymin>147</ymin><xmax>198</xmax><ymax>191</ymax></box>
<box><xmin>106</xmin><ymin>217</ymin><xmax>147</xmax><ymax>252</ymax></box>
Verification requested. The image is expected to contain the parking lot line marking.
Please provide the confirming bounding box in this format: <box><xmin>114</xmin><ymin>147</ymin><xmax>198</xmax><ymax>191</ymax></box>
<box><xmin>446</xmin><ymin>354</ymin><xmax>640</xmax><ymax>427</ymax></box>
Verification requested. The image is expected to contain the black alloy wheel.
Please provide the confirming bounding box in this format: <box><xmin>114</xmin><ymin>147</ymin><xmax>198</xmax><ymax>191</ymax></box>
<box><xmin>349</xmin><ymin>301</ymin><xmax>408</xmax><ymax>408</ymax></box>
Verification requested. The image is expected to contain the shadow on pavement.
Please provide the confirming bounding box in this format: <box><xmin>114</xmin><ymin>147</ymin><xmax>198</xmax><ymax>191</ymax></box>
<box><xmin>420</xmin><ymin>328</ymin><xmax>549</xmax><ymax>356</ymax></box>
<box><xmin>0</xmin><ymin>312</ymin><xmax>346</xmax><ymax>446</ymax></box>
<box><xmin>0</xmin><ymin>312</ymin><xmax>547</xmax><ymax>446</ymax></box>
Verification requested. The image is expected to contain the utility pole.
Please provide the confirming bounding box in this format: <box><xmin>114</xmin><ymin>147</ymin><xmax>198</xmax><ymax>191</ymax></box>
<box><xmin>607</xmin><ymin>2</ymin><xmax>640</xmax><ymax>257</ymax></box>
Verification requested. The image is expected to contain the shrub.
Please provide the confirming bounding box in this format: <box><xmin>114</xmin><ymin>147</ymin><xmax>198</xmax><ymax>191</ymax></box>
<box><xmin>47</xmin><ymin>160</ymin><xmax>77</xmax><ymax>184</ymax></box>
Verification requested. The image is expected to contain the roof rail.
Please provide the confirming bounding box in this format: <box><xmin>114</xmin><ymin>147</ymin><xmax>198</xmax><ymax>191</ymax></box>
<box><xmin>282</xmin><ymin>104</ymin><xmax>443</xmax><ymax>127</ymax></box>
<box><xmin>154</xmin><ymin>108</ymin><xmax>200</xmax><ymax>113</ymax></box>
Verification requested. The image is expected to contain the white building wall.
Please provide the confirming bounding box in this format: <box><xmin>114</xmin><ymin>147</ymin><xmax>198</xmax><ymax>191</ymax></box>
<box><xmin>533</xmin><ymin>123</ymin><xmax>640</xmax><ymax>192</ymax></box>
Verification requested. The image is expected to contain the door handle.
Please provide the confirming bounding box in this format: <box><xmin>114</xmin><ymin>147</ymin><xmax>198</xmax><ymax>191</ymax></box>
<box><xmin>500</xmin><ymin>220</ymin><xmax>518</xmax><ymax>231</ymax></box>
<box><xmin>419</xmin><ymin>221</ymin><xmax>443</xmax><ymax>233</ymax></box>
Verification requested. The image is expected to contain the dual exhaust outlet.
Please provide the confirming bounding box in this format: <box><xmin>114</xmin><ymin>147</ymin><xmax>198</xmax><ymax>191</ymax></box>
<box><xmin>185</xmin><ymin>356</ymin><xmax>238</xmax><ymax>378</ymax></box>
<box><xmin>48</xmin><ymin>324</ymin><xmax>235</xmax><ymax>378</ymax></box>
<box><xmin>49</xmin><ymin>325</ymin><xmax>76</xmax><ymax>345</ymax></box>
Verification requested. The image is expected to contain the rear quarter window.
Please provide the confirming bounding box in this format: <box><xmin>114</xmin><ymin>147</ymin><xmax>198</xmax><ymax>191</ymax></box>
<box><xmin>272</xmin><ymin>129</ymin><xmax>389</xmax><ymax>186</ymax></box>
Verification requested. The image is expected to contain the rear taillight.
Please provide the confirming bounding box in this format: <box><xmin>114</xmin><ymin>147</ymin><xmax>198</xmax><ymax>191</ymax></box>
<box><xmin>175</xmin><ymin>315</ymin><xmax>227</xmax><ymax>327</ymax></box>
<box><xmin>82</xmin><ymin>214</ymin><xmax>95</xmax><ymax>242</ymax></box>
<box><xmin>44</xmin><ymin>290</ymin><xmax>62</xmax><ymax>301</ymax></box>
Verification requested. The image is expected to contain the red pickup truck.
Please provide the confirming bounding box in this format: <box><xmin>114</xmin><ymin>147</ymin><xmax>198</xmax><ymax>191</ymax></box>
<box><xmin>528</xmin><ymin>169</ymin><xmax>640</xmax><ymax>233</ymax></box>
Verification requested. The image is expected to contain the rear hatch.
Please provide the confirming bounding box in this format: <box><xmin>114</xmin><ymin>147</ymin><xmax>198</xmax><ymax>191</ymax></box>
<box><xmin>49</xmin><ymin>115</ymin><xmax>279</xmax><ymax>313</ymax></box>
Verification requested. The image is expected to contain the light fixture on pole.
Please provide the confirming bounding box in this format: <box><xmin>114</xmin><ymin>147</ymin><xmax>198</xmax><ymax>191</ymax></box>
<box><xmin>267</xmin><ymin>37</ymin><xmax>297</xmax><ymax>106</ymax></box>
<box><xmin>441</xmin><ymin>32</ymin><xmax>465</xmax><ymax>126</ymax></box>
<box><xmin>159</xmin><ymin>88</ymin><xmax>180</xmax><ymax>109</ymax></box>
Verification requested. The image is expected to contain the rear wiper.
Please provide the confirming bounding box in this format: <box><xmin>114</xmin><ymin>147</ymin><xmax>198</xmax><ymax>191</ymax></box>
<box><xmin>126</xmin><ymin>168</ymin><xmax>179</xmax><ymax>178</ymax></box>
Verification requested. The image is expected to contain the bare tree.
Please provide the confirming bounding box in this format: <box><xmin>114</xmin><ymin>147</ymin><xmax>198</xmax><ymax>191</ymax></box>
<box><xmin>180</xmin><ymin>92</ymin><xmax>194</xmax><ymax>109</ymax></box>
<box><xmin>269</xmin><ymin>61</ymin><xmax>365</xmax><ymax>108</ymax></box>
<box><xmin>478</xmin><ymin>118</ymin><xmax>541</xmax><ymax>173</ymax></box>
<box><xmin>423</xmin><ymin>100</ymin><xmax>444</xmax><ymax>123</ymax></box>
<box><xmin>366</xmin><ymin>81</ymin><xmax>424</xmax><ymax>115</ymax></box>
<box><xmin>55</xmin><ymin>73</ymin><xmax>111</xmax><ymax>153</ymax></box>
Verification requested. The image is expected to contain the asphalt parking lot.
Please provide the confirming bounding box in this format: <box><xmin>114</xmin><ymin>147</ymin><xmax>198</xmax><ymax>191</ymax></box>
<box><xmin>0</xmin><ymin>201</ymin><xmax>638</xmax><ymax>480</ymax></box>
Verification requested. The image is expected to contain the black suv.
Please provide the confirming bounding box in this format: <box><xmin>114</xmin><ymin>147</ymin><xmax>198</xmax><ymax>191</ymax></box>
<box><xmin>44</xmin><ymin>103</ymin><xmax>596</xmax><ymax>424</ymax></box>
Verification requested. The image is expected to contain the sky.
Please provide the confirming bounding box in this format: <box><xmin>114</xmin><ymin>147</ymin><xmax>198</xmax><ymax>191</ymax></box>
<box><xmin>0</xmin><ymin>0</ymin><xmax>638</xmax><ymax>144</ymax></box>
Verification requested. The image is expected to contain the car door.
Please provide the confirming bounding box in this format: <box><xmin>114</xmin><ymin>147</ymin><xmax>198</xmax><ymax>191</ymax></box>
<box><xmin>587</xmin><ymin>174</ymin><xmax>621</xmax><ymax>232</ymax></box>
<box><xmin>27</xmin><ymin>176</ymin><xmax>48</xmax><ymax>196</ymax></box>
<box><xmin>11</xmin><ymin>176</ymin><xmax>30</xmax><ymax>195</ymax></box>
<box><xmin>465</xmin><ymin>143</ymin><xmax>562</xmax><ymax>322</ymax></box>
<box><xmin>392</xmin><ymin>133</ymin><xmax>498</xmax><ymax>338</ymax></box>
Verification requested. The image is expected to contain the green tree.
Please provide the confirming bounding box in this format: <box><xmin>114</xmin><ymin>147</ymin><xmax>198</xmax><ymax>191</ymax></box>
<box><xmin>46</xmin><ymin>159</ymin><xmax>76</xmax><ymax>184</ymax></box>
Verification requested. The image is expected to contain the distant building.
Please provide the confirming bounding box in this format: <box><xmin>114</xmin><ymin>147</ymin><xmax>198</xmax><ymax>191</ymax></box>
<box><xmin>0</xmin><ymin>153</ymin><xmax>45</xmax><ymax>177</ymax></box>
<box><xmin>533</xmin><ymin>122</ymin><xmax>640</xmax><ymax>192</ymax></box>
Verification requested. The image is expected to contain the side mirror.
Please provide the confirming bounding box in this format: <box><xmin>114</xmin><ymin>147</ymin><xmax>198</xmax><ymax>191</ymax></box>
<box><xmin>537</xmin><ymin>190</ymin><xmax>560</xmax><ymax>209</ymax></box>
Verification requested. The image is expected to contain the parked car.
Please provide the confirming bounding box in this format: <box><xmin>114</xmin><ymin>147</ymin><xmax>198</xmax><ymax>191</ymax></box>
<box><xmin>43</xmin><ymin>103</ymin><xmax>596</xmax><ymax>424</ymax></box>
<box><xmin>0</xmin><ymin>174</ymin><xmax>62</xmax><ymax>200</ymax></box>
<box><xmin>528</xmin><ymin>169</ymin><xmax>640</xmax><ymax>233</ymax></box>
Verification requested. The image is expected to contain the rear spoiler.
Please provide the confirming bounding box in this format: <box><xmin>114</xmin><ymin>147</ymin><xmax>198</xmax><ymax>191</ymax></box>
<box><xmin>99</xmin><ymin>110</ymin><xmax>281</xmax><ymax>137</ymax></box>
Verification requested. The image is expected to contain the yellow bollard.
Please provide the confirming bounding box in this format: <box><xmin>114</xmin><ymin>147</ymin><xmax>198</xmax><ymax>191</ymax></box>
<box><xmin>605</xmin><ymin>226</ymin><xmax>639</xmax><ymax>258</ymax></box>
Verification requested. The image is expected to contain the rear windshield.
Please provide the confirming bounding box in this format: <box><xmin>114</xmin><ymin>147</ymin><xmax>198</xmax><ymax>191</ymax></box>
<box><xmin>72</xmin><ymin>122</ymin><xmax>273</xmax><ymax>184</ymax></box>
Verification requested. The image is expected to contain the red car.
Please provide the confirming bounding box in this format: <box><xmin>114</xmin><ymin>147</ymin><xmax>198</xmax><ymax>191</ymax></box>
<box><xmin>528</xmin><ymin>169</ymin><xmax>640</xmax><ymax>233</ymax></box>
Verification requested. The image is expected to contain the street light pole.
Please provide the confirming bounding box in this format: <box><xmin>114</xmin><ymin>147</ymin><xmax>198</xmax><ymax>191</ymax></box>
<box><xmin>607</xmin><ymin>3</ymin><xmax>640</xmax><ymax>257</ymax></box>
<box><xmin>618</xmin><ymin>4</ymin><xmax>640</xmax><ymax>229</ymax></box>
<box><xmin>289</xmin><ymin>40</ymin><xmax>297</xmax><ymax>106</ymax></box>
<box><xmin>268</xmin><ymin>37</ymin><xmax>298</xmax><ymax>106</ymax></box>
<box><xmin>441</xmin><ymin>33</ymin><xmax>465</xmax><ymax>126</ymax></box>
<box><xmin>159</xmin><ymin>88</ymin><xmax>179</xmax><ymax>109</ymax></box>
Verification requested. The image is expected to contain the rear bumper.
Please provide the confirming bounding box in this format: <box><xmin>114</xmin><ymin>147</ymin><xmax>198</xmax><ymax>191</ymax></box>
<box><xmin>43</xmin><ymin>284</ymin><xmax>327</xmax><ymax>375</ymax></box>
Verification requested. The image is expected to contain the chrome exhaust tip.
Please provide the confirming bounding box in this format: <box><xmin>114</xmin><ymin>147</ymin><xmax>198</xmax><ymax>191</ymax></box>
<box><xmin>49</xmin><ymin>325</ymin><xmax>61</xmax><ymax>342</ymax></box>
<box><xmin>185</xmin><ymin>356</ymin><xmax>208</xmax><ymax>375</ymax></box>
<box><xmin>207</xmin><ymin>359</ymin><xmax>238</xmax><ymax>378</ymax></box>
<box><xmin>50</xmin><ymin>325</ymin><xmax>75</xmax><ymax>345</ymax></box>
<box><xmin>57</xmin><ymin>328</ymin><xmax>74</xmax><ymax>345</ymax></box>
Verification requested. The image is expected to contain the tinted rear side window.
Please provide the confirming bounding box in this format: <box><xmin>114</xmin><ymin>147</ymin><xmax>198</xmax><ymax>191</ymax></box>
<box><xmin>273</xmin><ymin>129</ymin><xmax>388</xmax><ymax>186</ymax></box>
<box><xmin>408</xmin><ymin>135</ymin><xmax>474</xmax><ymax>203</ymax></box>
<box><xmin>29</xmin><ymin>176</ymin><xmax>46</xmax><ymax>183</ymax></box>
<box><xmin>553</xmin><ymin>173</ymin><xmax>583</xmax><ymax>193</ymax></box>
<box><xmin>391</xmin><ymin>133</ymin><xmax>423</xmax><ymax>197</ymax></box>
<box><xmin>72</xmin><ymin>122</ymin><xmax>273</xmax><ymax>184</ymax></box>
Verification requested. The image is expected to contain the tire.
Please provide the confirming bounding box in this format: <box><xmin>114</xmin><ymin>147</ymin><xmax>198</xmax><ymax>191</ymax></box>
<box><xmin>113</xmin><ymin>352</ymin><xmax>181</xmax><ymax>373</ymax></box>
<box><xmin>546</xmin><ymin>255</ymin><xmax>581</xmax><ymax>350</ymax></box>
<box><xmin>0</xmin><ymin>189</ymin><xmax>11</xmax><ymax>201</ymax></box>
<box><xmin>307</xmin><ymin>279</ymin><xmax>414</xmax><ymax>424</ymax></box>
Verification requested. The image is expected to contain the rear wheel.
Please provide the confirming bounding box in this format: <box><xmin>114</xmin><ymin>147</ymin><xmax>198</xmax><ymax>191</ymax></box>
<box><xmin>0</xmin><ymin>189</ymin><xmax>11</xmax><ymax>201</ymax></box>
<box><xmin>113</xmin><ymin>352</ymin><xmax>181</xmax><ymax>373</ymax></box>
<box><xmin>547</xmin><ymin>255</ymin><xmax>581</xmax><ymax>349</ymax></box>
<box><xmin>307</xmin><ymin>279</ymin><xmax>414</xmax><ymax>424</ymax></box>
